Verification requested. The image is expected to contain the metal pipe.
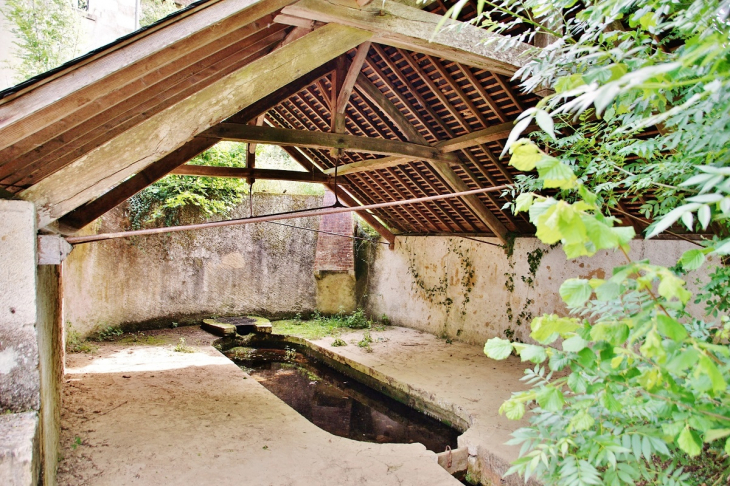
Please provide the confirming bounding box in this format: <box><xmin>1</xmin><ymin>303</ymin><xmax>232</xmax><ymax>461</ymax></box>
<box><xmin>66</xmin><ymin>184</ymin><xmax>510</xmax><ymax>245</ymax></box>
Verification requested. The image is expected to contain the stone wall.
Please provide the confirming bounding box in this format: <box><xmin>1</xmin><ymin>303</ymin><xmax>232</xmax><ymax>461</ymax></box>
<box><xmin>1</xmin><ymin>200</ymin><xmax>64</xmax><ymax>485</ymax></box>
<box><xmin>365</xmin><ymin>236</ymin><xmax>711</xmax><ymax>346</ymax></box>
<box><xmin>63</xmin><ymin>194</ymin><xmax>323</xmax><ymax>338</ymax></box>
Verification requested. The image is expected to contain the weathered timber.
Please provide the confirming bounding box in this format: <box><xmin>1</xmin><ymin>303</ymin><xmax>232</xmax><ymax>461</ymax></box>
<box><xmin>171</xmin><ymin>165</ymin><xmax>331</xmax><ymax>182</ymax></box>
<box><xmin>323</xmin><ymin>156</ymin><xmax>416</xmax><ymax>176</ymax></box>
<box><xmin>436</xmin><ymin>123</ymin><xmax>531</xmax><ymax>153</ymax></box>
<box><xmin>202</xmin><ymin>124</ymin><xmax>459</xmax><ymax>164</ymax></box>
<box><xmin>0</xmin><ymin>0</ymin><xmax>293</xmax><ymax>150</ymax></box>
<box><xmin>57</xmin><ymin>137</ymin><xmax>218</xmax><ymax>232</ymax></box>
<box><xmin>354</xmin><ymin>74</ymin><xmax>424</xmax><ymax>143</ymax></box>
<box><xmin>280</xmin><ymin>145</ymin><xmax>396</xmax><ymax>245</ymax></box>
<box><xmin>282</xmin><ymin>0</ymin><xmax>532</xmax><ymax>75</ymax></box>
<box><xmin>354</xmin><ymin>65</ymin><xmax>510</xmax><ymax>242</ymax></box>
<box><xmin>56</xmin><ymin>62</ymin><xmax>338</xmax><ymax>232</ymax></box>
<box><xmin>21</xmin><ymin>24</ymin><xmax>373</xmax><ymax>227</ymax></box>
<box><xmin>333</xmin><ymin>42</ymin><xmax>371</xmax><ymax>133</ymax></box>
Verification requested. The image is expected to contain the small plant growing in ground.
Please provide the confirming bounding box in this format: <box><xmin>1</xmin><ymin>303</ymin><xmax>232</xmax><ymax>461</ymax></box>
<box><xmin>284</xmin><ymin>347</ymin><xmax>297</xmax><ymax>361</ymax></box>
<box><xmin>331</xmin><ymin>338</ymin><xmax>347</xmax><ymax>347</ymax></box>
<box><xmin>358</xmin><ymin>330</ymin><xmax>373</xmax><ymax>352</ymax></box>
<box><xmin>380</xmin><ymin>314</ymin><xmax>390</xmax><ymax>326</ymax></box>
<box><xmin>65</xmin><ymin>324</ymin><xmax>97</xmax><ymax>354</ymax></box>
<box><xmin>94</xmin><ymin>325</ymin><xmax>123</xmax><ymax>342</ymax></box>
<box><xmin>173</xmin><ymin>338</ymin><xmax>194</xmax><ymax>353</ymax></box>
<box><xmin>170</xmin><ymin>321</ymin><xmax>178</xmax><ymax>329</ymax></box>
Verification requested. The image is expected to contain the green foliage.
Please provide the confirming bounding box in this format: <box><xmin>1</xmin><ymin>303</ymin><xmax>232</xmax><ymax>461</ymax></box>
<box><xmin>140</xmin><ymin>0</ymin><xmax>179</xmax><ymax>28</ymax></box>
<box><xmin>93</xmin><ymin>325</ymin><xmax>123</xmax><ymax>342</ymax></box>
<box><xmin>128</xmin><ymin>143</ymin><xmax>323</xmax><ymax>229</ymax></box>
<box><xmin>173</xmin><ymin>337</ymin><xmax>194</xmax><ymax>353</ymax></box>
<box><xmin>331</xmin><ymin>338</ymin><xmax>347</xmax><ymax>347</ymax></box>
<box><xmin>65</xmin><ymin>323</ymin><xmax>97</xmax><ymax>354</ymax></box>
<box><xmin>358</xmin><ymin>329</ymin><xmax>373</xmax><ymax>352</ymax></box>
<box><xmin>444</xmin><ymin>0</ymin><xmax>730</xmax><ymax>484</ymax></box>
<box><xmin>1</xmin><ymin>0</ymin><xmax>83</xmax><ymax>82</ymax></box>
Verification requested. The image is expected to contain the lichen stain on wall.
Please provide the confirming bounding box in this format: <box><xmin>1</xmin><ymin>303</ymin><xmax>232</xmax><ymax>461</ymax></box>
<box><xmin>63</xmin><ymin>194</ymin><xmax>322</xmax><ymax>337</ymax></box>
<box><xmin>366</xmin><ymin>236</ymin><xmax>711</xmax><ymax>346</ymax></box>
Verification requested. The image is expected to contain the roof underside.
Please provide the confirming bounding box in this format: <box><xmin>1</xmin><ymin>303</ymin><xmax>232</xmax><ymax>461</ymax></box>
<box><xmin>0</xmin><ymin>0</ymin><xmax>650</xmax><ymax>240</ymax></box>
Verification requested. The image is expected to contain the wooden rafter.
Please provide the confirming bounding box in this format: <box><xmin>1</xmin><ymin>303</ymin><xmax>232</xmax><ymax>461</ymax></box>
<box><xmin>203</xmin><ymin>124</ymin><xmax>459</xmax><ymax>164</ymax></box>
<box><xmin>171</xmin><ymin>166</ymin><xmax>332</xmax><ymax>183</ymax></box>
<box><xmin>21</xmin><ymin>23</ymin><xmax>373</xmax><ymax>226</ymax></box>
<box><xmin>332</xmin><ymin>42</ymin><xmax>371</xmax><ymax>133</ymax></box>
<box><xmin>281</xmin><ymin>0</ymin><xmax>531</xmax><ymax>75</ymax></box>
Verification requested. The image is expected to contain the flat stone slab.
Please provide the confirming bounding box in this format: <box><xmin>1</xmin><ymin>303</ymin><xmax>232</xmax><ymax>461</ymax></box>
<box><xmin>58</xmin><ymin>327</ymin><xmax>458</xmax><ymax>485</ymax></box>
<box><xmin>0</xmin><ymin>411</ymin><xmax>39</xmax><ymax>486</ymax></box>
<box><xmin>203</xmin><ymin>315</ymin><xmax>272</xmax><ymax>335</ymax></box>
<box><xmin>200</xmin><ymin>319</ymin><xmax>236</xmax><ymax>337</ymax></box>
<box><xmin>307</xmin><ymin>326</ymin><xmax>538</xmax><ymax>486</ymax></box>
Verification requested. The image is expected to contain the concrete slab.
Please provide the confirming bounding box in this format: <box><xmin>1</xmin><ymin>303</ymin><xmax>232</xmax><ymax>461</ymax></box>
<box><xmin>0</xmin><ymin>411</ymin><xmax>40</xmax><ymax>486</ymax></box>
<box><xmin>57</xmin><ymin>327</ymin><xmax>459</xmax><ymax>486</ymax></box>
<box><xmin>306</xmin><ymin>326</ymin><xmax>538</xmax><ymax>486</ymax></box>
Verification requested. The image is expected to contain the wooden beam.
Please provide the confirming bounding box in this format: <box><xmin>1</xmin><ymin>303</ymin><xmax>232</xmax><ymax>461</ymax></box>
<box><xmin>203</xmin><ymin>124</ymin><xmax>459</xmax><ymax>164</ymax></box>
<box><xmin>355</xmin><ymin>74</ymin><xmax>424</xmax><ymax>143</ymax></box>
<box><xmin>57</xmin><ymin>137</ymin><xmax>218</xmax><ymax>233</ymax></box>
<box><xmin>56</xmin><ymin>56</ymin><xmax>341</xmax><ymax>232</ymax></box>
<box><xmin>4</xmin><ymin>27</ymin><xmax>289</xmax><ymax>188</ymax></box>
<box><xmin>436</xmin><ymin>123</ymin><xmax>528</xmax><ymax>152</ymax></box>
<box><xmin>171</xmin><ymin>165</ymin><xmax>331</xmax><ymax>183</ymax></box>
<box><xmin>280</xmin><ymin>145</ymin><xmax>396</xmax><ymax>246</ymax></box>
<box><xmin>354</xmin><ymin>62</ymin><xmax>511</xmax><ymax>242</ymax></box>
<box><xmin>429</xmin><ymin>163</ymin><xmax>508</xmax><ymax>242</ymax></box>
<box><xmin>0</xmin><ymin>0</ymin><xmax>293</xmax><ymax>150</ymax></box>
<box><xmin>227</xmin><ymin>59</ymin><xmax>337</xmax><ymax>124</ymax></box>
<box><xmin>323</xmin><ymin>155</ymin><xmax>415</xmax><ymax>176</ymax></box>
<box><xmin>282</xmin><ymin>0</ymin><xmax>532</xmax><ymax>75</ymax></box>
<box><xmin>21</xmin><ymin>23</ymin><xmax>373</xmax><ymax>227</ymax></box>
<box><xmin>273</xmin><ymin>13</ymin><xmax>316</xmax><ymax>29</ymax></box>
<box><xmin>333</xmin><ymin>42</ymin><xmax>371</xmax><ymax>132</ymax></box>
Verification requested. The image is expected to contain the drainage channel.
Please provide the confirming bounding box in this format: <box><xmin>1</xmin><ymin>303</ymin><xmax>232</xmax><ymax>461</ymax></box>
<box><xmin>216</xmin><ymin>333</ymin><xmax>475</xmax><ymax>482</ymax></box>
<box><xmin>231</xmin><ymin>346</ymin><xmax>460</xmax><ymax>453</ymax></box>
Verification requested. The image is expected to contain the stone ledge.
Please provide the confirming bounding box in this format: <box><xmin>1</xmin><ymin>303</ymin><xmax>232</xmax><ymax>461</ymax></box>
<box><xmin>0</xmin><ymin>411</ymin><xmax>39</xmax><ymax>486</ymax></box>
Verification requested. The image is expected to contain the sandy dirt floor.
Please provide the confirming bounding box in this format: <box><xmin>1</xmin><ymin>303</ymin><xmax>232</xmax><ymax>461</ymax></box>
<box><xmin>57</xmin><ymin>327</ymin><xmax>461</xmax><ymax>486</ymax></box>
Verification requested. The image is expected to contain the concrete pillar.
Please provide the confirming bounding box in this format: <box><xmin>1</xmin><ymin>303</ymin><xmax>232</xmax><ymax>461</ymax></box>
<box><xmin>0</xmin><ymin>200</ymin><xmax>41</xmax><ymax>485</ymax></box>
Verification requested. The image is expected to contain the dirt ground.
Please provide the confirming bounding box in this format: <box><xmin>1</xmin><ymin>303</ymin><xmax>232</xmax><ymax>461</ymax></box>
<box><xmin>57</xmin><ymin>326</ymin><xmax>461</xmax><ymax>486</ymax></box>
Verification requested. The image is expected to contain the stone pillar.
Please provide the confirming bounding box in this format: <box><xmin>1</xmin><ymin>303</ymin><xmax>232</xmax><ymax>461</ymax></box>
<box><xmin>314</xmin><ymin>189</ymin><xmax>357</xmax><ymax>314</ymax></box>
<box><xmin>0</xmin><ymin>200</ymin><xmax>41</xmax><ymax>485</ymax></box>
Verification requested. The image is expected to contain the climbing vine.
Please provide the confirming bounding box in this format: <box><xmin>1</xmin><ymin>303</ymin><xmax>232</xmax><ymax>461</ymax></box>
<box><xmin>503</xmin><ymin>245</ymin><xmax>548</xmax><ymax>341</ymax></box>
<box><xmin>406</xmin><ymin>238</ymin><xmax>477</xmax><ymax>321</ymax></box>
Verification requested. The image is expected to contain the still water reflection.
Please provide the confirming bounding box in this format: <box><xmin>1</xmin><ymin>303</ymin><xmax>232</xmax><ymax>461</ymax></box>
<box><xmin>234</xmin><ymin>348</ymin><xmax>459</xmax><ymax>453</ymax></box>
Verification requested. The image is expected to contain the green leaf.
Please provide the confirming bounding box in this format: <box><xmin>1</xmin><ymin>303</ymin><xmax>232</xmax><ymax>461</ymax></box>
<box><xmin>639</xmin><ymin>329</ymin><xmax>666</xmax><ymax>361</ymax></box>
<box><xmin>679</xmin><ymin>249</ymin><xmax>705</xmax><ymax>271</ymax></box>
<box><xmin>562</xmin><ymin>335</ymin><xmax>588</xmax><ymax>353</ymax></box>
<box><xmin>536</xmin><ymin>157</ymin><xmax>578</xmax><ymax>190</ymax></box>
<box><xmin>499</xmin><ymin>399</ymin><xmax>526</xmax><ymax>420</ymax></box>
<box><xmin>657</xmin><ymin>273</ymin><xmax>692</xmax><ymax>304</ymax></box>
<box><xmin>514</xmin><ymin>193</ymin><xmax>534</xmax><ymax>213</ymax></box>
<box><xmin>535</xmin><ymin>109</ymin><xmax>556</xmax><ymax>140</ymax></box>
<box><xmin>704</xmin><ymin>429</ymin><xmax>730</xmax><ymax>443</ymax></box>
<box><xmin>656</xmin><ymin>315</ymin><xmax>688</xmax><ymax>341</ymax></box>
<box><xmin>697</xmin><ymin>355</ymin><xmax>727</xmax><ymax>393</ymax></box>
<box><xmin>569</xmin><ymin>410</ymin><xmax>595</xmax><ymax>431</ymax></box>
<box><xmin>537</xmin><ymin>386</ymin><xmax>565</xmax><ymax>412</ymax></box>
<box><xmin>602</xmin><ymin>392</ymin><xmax>621</xmax><ymax>412</ymax></box>
<box><xmin>555</xmin><ymin>73</ymin><xmax>585</xmax><ymax>93</ymax></box>
<box><xmin>530</xmin><ymin>314</ymin><xmax>580</xmax><ymax>344</ymax></box>
<box><xmin>484</xmin><ymin>338</ymin><xmax>513</xmax><ymax>360</ymax></box>
<box><xmin>590</xmin><ymin>322</ymin><xmax>629</xmax><ymax>346</ymax></box>
<box><xmin>665</xmin><ymin>348</ymin><xmax>700</xmax><ymax>373</ymax></box>
<box><xmin>677</xmin><ymin>426</ymin><xmax>702</xmax><ymax>457</ymax></box>
<box><xmin>595</xmin><ymin>281</ymin><xmax>621</xmax><ymax>301</ymax></box>
<box><xmin>560</xmin><ymin>279</ymin><xmax>593</xmax><ymax>308</ymax></box>
<box><xmin>514</xmin><ymin>344</ymin><xmax>548</xmax><ymax>364</ymax></box>
<box><xmin>567</xmin><ymin>372</ymin><xmax>587</xmax><ymax>393</ymax></box>
<box><xmin>509</xmin><ymin>139</ymin><xmax>543</xmax><ymax>171</ymax></box>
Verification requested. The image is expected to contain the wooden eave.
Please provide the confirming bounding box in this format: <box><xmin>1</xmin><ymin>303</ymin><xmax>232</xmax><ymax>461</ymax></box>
<box><xmin>0</xmin><ymin>0</ymin><xmax>654</xmax><ymax>243</ymax></box>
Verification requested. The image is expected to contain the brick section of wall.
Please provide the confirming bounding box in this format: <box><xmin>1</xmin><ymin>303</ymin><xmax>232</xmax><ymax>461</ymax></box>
<box><xmin>314</xmin><ymin>189</ymin><xmax>355</xmax><ymax>274</ymax></box>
